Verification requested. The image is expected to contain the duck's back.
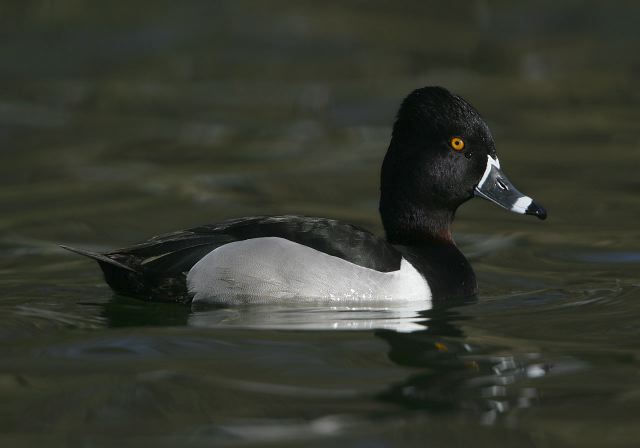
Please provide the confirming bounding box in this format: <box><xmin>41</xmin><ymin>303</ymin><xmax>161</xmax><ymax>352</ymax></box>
<box><xmin>85</xmin><ymin>216</ymin><xmax>404</xmax><ymax>302</ymax></box>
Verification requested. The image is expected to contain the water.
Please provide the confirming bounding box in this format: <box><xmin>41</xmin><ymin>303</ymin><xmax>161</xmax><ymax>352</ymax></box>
<box><xmin>2</xmin><ymin>1</ymin><xmax>640</xmax><ymax>446</ymax></box>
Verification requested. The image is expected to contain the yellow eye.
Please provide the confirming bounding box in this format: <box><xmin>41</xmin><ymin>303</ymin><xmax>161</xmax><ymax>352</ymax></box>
<box><xmin>450</xmin><ymin>137</ymin><xmax>465</xmax><ymax>151</ymax></box>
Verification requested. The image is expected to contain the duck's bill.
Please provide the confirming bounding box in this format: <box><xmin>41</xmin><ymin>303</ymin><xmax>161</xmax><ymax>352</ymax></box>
<box><xmin>474</xmin><ymin>156</ymin><xmax>547</xmax><ymax>220</ymax></box>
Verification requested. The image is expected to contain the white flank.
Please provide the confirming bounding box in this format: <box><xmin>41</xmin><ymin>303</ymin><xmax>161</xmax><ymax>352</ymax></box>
<box><xmin>187</xmin><ymin>237</ymin><xmax>432</xmax><ymax>306</ymax></box>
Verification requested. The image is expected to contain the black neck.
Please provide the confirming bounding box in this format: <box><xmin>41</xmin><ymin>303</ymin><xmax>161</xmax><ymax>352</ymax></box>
<box><xmin>379</xmin><ymin>198</ymin><xmax>456</xmax><ymax>245</ymax></box>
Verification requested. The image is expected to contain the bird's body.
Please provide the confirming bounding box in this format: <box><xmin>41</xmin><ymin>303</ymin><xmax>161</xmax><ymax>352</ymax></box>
<box><xmin>62</xmin><ymin>87</ymin><xmax>546</xmax><ymax>305</ymax></box>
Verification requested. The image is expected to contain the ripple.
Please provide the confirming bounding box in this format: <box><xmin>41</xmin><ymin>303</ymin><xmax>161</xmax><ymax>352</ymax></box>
<box><xmin>188</xmin><ymin>302</ymin><xmax>432</xmax><ymax>332</ymax></box>
<box><xmin>573</xmin><ymin>251</ymin><xmax>640</xmax><ymax>264</ymax></box>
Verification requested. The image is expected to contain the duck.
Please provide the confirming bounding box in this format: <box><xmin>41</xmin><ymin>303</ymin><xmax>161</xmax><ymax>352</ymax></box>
<box><xmin>62</xmin><ymin>86</ymin><xmax>546</xmax><ymax>305</ymax></box>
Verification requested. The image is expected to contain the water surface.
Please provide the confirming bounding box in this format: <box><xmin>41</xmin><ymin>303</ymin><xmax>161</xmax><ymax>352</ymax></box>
<box><xmin>1</xmin><ymin>1</ymin><xmax>640</xmax><ymax>447</ymax></box>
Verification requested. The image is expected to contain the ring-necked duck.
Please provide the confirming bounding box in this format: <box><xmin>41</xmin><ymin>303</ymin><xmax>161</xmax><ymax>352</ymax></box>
<box><xmin>62</xmin><ymin>86</ymin><xmax>546</xmax><ymax>305</ymax></box>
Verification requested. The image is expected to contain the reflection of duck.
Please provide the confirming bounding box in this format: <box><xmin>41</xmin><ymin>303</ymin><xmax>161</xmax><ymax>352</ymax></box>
<box><xmin>62</xmin><ymin>87</ymin><xmax>546</xmax><ymax>305</ymax></box>
<box><xmin>376</xmin><ymin>308</ymin><xmax>476</xmax><ymax>412</ymax></box>
<box><xmin>97</xmin><ymin>297</ymin><xmax>584</xmax><ymax>427</ymax></box>
<box><xmin>375</xmin><ymin>308</ymin><xmax>584</xmax><ymax>424</ymax></box>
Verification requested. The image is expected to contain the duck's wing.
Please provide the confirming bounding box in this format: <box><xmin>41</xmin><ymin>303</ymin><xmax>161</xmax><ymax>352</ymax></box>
<box><xmin>63</xmin><ymin>215</ymin><xmax>401</xmax><ymax>302</ymax></box>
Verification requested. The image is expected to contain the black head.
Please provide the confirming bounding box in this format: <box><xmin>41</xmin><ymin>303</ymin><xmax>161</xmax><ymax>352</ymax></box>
<box><xmin>380</xmin><ymin>86</ymin><xmax>545</xmax><ymax>244</ymax></box>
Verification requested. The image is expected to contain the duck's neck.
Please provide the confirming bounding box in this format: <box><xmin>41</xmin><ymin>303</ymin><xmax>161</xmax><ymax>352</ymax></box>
<box><xmin>380</xmin><ymin>201</ymin><xmax>456</xmax><ymax>246</ymax></box>
<box><xmin>379</xmin><ymin>202</ymin><xmax>478</xmax><ymax>299</ymax></box>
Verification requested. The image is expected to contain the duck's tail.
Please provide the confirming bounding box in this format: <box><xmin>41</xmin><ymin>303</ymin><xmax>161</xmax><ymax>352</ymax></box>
<box><xmin>59</xmin><ymin>245</ymin><xmax>138</xmax><ymax>273</ymax></box>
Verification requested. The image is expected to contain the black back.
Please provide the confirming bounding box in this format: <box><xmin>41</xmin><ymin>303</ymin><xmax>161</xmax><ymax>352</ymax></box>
<box><xmin>99</xmin><ymin>216</ymin><xmax>402</xmax><ymax>302</ymax></box>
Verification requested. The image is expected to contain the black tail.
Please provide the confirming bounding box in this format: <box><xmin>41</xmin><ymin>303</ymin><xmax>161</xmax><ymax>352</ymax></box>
<box><xmin>59</xmin><ymin>245</ymin><xmax>138</xmax><ymax>273</ymax></box>
<box><xmin>60</xmin><ymin>245</ymin><xmax>191</xmax><ymax>302</ymax></box>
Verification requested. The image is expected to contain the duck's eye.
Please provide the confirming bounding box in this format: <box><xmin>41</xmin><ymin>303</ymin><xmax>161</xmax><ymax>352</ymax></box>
<box><xmin>450</xmin><ymin>137</ymin><xmax>465</xmax><ymax>151</ymax></box>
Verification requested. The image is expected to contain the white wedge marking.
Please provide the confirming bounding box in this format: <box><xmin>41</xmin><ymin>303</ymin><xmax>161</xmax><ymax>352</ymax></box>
<box><xmin>477</xmin><ymin>155</ymin><xmax>501</xmax><ymax>189</ymax></box>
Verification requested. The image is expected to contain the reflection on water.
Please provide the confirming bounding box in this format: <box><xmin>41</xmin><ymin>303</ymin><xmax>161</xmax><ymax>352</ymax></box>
<box><xmin>378</xmin><ymin>322</ymin><xmax>587</xmax><ymax>427</ymax></box>
<box><xmin>15</xmin><ymin>302</ymin><xmax>591</xmax><ymax>444</ymax></box>
<box><xmin>188</xmin><ymin>302</ymin><xmax>432</xmax><ymax>332</ymax></box>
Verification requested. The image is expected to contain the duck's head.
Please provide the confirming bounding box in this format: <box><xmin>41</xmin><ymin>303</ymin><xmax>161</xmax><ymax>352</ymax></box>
<box><xmin>380</xmin><ymin>86</ymin><xmax>546</xmax><ymax>244</ymax></box>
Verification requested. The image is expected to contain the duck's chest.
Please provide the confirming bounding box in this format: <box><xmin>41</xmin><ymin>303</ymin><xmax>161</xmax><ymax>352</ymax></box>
<box><xmin>396</xmin><ymin>243</ymin><xmax>478</xmax><ymax>300</ymax></box>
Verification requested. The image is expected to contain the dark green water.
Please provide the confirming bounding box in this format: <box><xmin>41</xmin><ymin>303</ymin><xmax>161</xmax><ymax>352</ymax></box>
<box><xmin>2</xmin><ymin>1</ymin><xmax>640</xmax><ymax>446</ymax></box>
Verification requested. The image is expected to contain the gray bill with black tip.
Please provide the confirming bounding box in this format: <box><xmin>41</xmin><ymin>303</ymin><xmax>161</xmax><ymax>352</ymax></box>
<box><xmin>474</xmin><ymin>155</ymin><xmax>547</xmax><ymax>220</ymax></box>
